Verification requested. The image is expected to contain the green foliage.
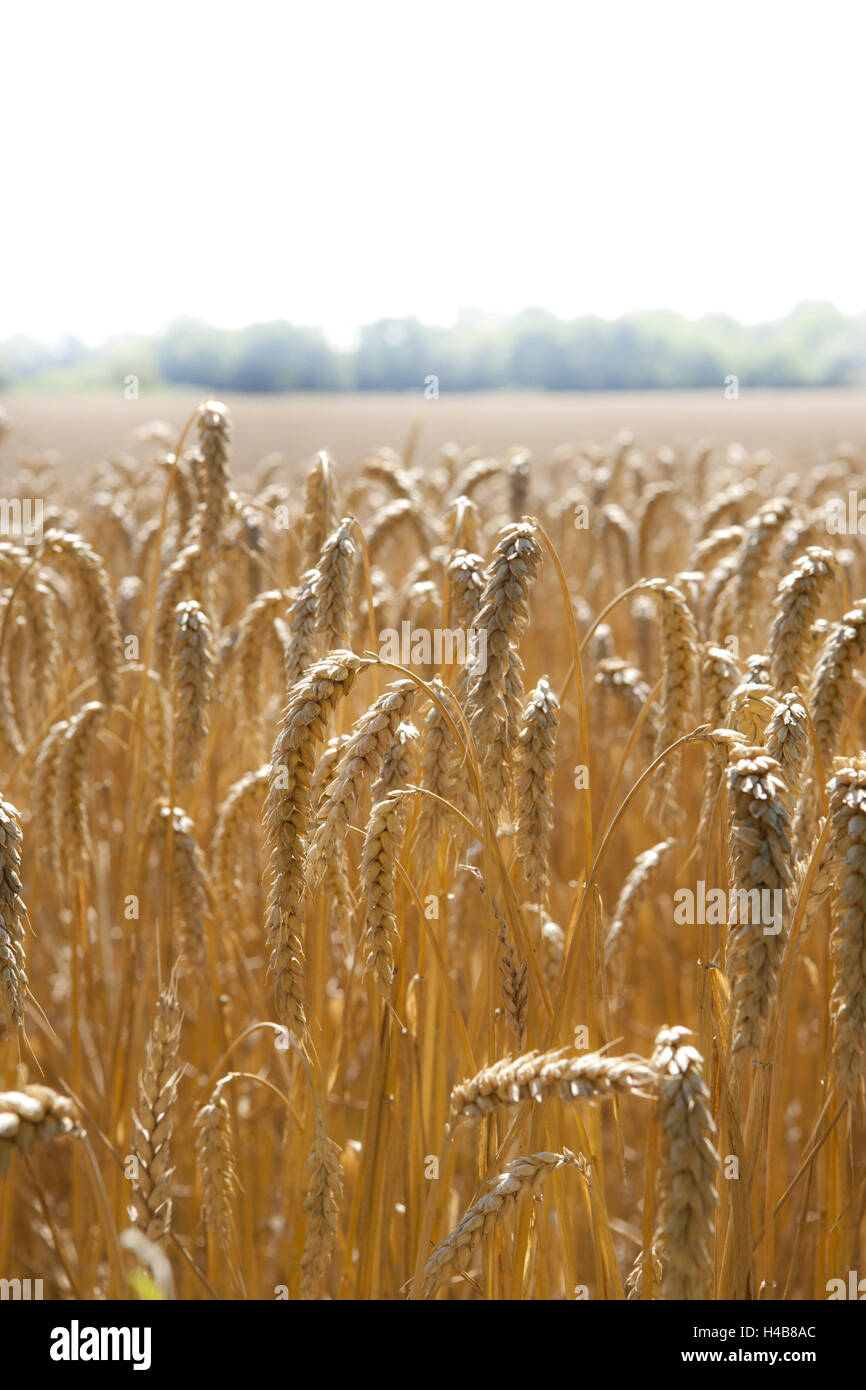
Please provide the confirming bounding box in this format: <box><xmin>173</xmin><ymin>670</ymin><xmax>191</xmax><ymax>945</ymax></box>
<box><xmin>128</xmin><ymin>1268</ymin><xmax>166</xmax><ymax>1300</ymax></box>
<box><xmin>2</xmin><ymin>302</ymin><xmax>864</xmax><ymax>393</ymax></box>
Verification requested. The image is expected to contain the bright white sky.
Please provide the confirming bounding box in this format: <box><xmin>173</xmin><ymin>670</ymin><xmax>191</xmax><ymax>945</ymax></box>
<box><xmin>3</xmin><ymin>1</ymin><xmax>864</xmax><ymax>345</ymax></box>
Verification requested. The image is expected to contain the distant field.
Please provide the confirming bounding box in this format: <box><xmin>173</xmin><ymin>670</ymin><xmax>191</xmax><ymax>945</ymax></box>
<box><xmin>3</xmin><ymin>389</ymin><xmax>864</xmax><ymax>477</ymax></box>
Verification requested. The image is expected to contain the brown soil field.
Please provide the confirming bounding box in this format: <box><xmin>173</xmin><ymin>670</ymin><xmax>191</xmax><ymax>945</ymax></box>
<box><xmin>3</xmin><ymin>389</ymin><xmax>864</xmax><ymax>478</ymax></box>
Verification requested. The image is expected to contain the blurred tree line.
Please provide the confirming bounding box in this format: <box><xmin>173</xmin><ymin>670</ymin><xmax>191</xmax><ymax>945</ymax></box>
<box><xmin>2</xmin><ymin>302</ymin><xmax>864</xmax><ymax>392</ymax></box>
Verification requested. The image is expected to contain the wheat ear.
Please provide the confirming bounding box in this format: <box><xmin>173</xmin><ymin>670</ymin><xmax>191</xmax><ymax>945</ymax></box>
<box><xmin>730</xmin><ymin>498</ymin><xmax>797</xmax><ymax>640</ymax></box>
<box><xmin>810</xmin><ymin>601</ymin><xmax>866</xmax><ymax>773</ymax></box>
<box><xmin>234</xmin><ymin>589</ymin><xmax>287</xmax><ymax>749</ymax></box>
<box><xmin>413</xmin><ymin>677</ymin><xmax>455</xmax><ymax>874</ymax></box>
<box><xmin>301</xmin><ymin>451</ymin><xmax>339</xmax><ymax>569</ymax></box>
<box><xmin>465</xmin><ymin>521</ymin><xmax>543</xmax><ymax>809</ymax></box>
<box><xmin>265</xmin><ymin>652</ymin><xmax>366</xmax><ymax>1037</ymax></box>
<box><xmin>824</xmin><ymin>759</ymin><xmax>866</xmax><ymax>1097</ymax></box>
<box><xmin>314</xmin><ymin>517</ymin><xmax>356</xmax><ymax>653</ymax></box>
<box><xmin>605</xmin><ymin>839</ymin><xmax>676</xmax><ymax>995</ymax></box>
<box><xmin>726</xmin><ymin>747</ymin><xmax>792</xmax><ymax>1052</ymax></box>
<box><xmin>643</xmin><ymin>579</ymin><xmax>698</xmax><ymax>825</ymax></box>
<box><xmin>764</xmin><ymin>691</ymin><xmax>809</xmax><ymax>795</ymax></box>
<box><xmin>194</xmin><ymin>1075</ymin><xmax>239</xmax><ymax>1253</ymax></box>
<box><xmin>515</xmin><ymin>676</ymin><xmax>559</xmax><ymax>910</ymax></box>
<box><xmin>283</xmin><ymin>569</ymin><xmax>320</xmax><ymax>691</ymax></box>
<box><xmin>448</xmin><ymin>1045</ymin><xmax>658</xmax><ymax>1127</ymax></box>
<box><xmin>651</xmin><ymin>1026</ymin><xmax>719</xmax><ymax>1300</ymax></box>
<box><xmin>0</xmin><ymin>796</ymin><xmax>28</xmax><ymax>1031</ymax></box>
<box><xmin>196</xmin><ymin>400</ymin><xmax>231</xmax><ymax>562</ymax></box>
<box><xmin>768</xmin><ymin>546</ymin><xmax>837</xmax><ymax>694</ymax></box>
<box><xmin>42</xmin><ymin>531</ymin><xmax>122</xmax><ymax>705</ymax></box>
<box><xmin>129</xmin><ymin>975</ymin><xmax>183</xmax><ymax>1244</ymax></box>
<box><xmin>171</xmin><ymin>599</ymin><xmax>213</xmax><ymax>783</ymax></box>
<box><xmin>498</xmin><ymin>924</ymin><xmax>528</xmax><ymax>1049</ymax></box>
<box><xmin>305</xmin><ymin>679</ymin><xmax>418</xmax><ymax>891</ymax></box>
<box><xmin>300</xmin><ymin>1109</ymin><xmax>343</xmax><ymax>1299</ymax></box>
<box><xmin>211</xmin><ymin>765</ymin><xmax>269</xmax><ymax>906</ymax></box>
<box><xmin>362</xmin><ymin>788</ymin><xmax>413</xmax><ymax>998</ymax></box>
<box><xmin>371</xmin><ymin>720</ymin><xmax>420</xmax><ymax>801</ymax></box>
<box><xmin>420</xmin><ymin>1149</ymin><xmax>587</xmax><ymax>1299</ymax></box>
<box><xmin>60</xmin><ymin>701</ymin><xmax>104</xmax><ymax>873</ymax></box>
<box><xmin>150</xmin><ymin>802</ymin><xmax>210</xmax><ymax>969</ymax></box>
<box><xmin>155</xmin><ymin>525</ymin><xmax>203</xmax><ymax>672</ymax></box>
<box><xmin>0</xmin><ymin>1087</ymin><xmax>83</xmax><ymax>1178</ymax></box>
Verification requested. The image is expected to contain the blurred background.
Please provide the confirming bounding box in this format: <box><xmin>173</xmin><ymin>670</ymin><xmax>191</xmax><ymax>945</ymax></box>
<box><xmin>2</xmin><ymin>0</ymin><xmax>864</xmax><ymax>462</ymax></box>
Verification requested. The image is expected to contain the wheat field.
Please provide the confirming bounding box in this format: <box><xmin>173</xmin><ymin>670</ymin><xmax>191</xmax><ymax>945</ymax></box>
<box><xmin>0</xmin><ymin>398</ymin><xmax>864</xmax><ymax>1302</ymax></box>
